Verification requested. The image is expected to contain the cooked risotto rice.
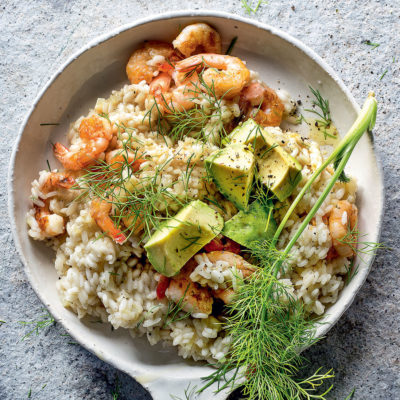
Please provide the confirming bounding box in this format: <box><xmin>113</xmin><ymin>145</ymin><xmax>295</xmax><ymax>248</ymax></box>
<box><xmin>27</xmin><ymin>78</ymin><xmax>357</xmax><ymax>363</ymax></box>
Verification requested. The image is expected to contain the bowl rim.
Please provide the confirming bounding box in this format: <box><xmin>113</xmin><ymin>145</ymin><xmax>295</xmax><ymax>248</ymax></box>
<box><xmin>8</xmin><ymin>8</ymin><xmax>384</xmax><ymax>386</ymax></box>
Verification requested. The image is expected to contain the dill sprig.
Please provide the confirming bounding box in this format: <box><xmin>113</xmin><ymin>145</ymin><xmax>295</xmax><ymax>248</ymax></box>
<box><xmin>170</xmin><ymin>383</ymin><xmax>198</xmax><ymax>400</ymax></box>
<box><xmin>77</xmin><ymin>81</ymin><xmax>222</xmax><ymax>241</ymax></box>
<box><xmin>344</xmin><ymin>260</ymin><xmax>359</xmax><ymax>286</ymax></box>
<box><xmin>337</xmin><ymin>224</ymin><xmax>386</xmax><ymax>262</ymax></box>
<box><xmin>304</xmin><ymin>86</ymin><xmax>333</xmax><ymax>135</ymax></box>
<box><xmin>201</xmin><ymin>242</ymin><xmax>334</xmax><ymax>400</ymax></box>
<box><xmin>19</xmin><ymin>309</ymin><xmax>55</xmax><ymax>340</ymax></box>
<box><xmin>200</xmin><ymin>93</ymin><xmax>377</xmax><ymax>399</ymax></box>
<box><xmin>76</xmin><ymin>129</ymin><xmax>198</xmax><ymax>239</ymax></box>
<box><xmin>144</xmin><ymin>72</ymin><xmax>230</xmax><ymax>145</ymax></box>
<box><xmin>163</xmin><ymin>284</ymin><xmax>192</xmax><ymax>327</ymax></box>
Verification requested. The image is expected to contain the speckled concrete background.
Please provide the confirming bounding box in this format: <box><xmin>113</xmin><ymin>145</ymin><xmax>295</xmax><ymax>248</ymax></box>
<box><xmin>1</xmin><ymin>1</ymin><xmax>399</xmax><ymax>399</ymax></box>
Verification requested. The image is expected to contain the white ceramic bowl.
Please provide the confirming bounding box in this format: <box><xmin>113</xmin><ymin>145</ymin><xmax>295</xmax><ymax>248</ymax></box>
<box><xmin>8</xmin><ymin>10</ymin><xmax>383</xmax><ymax>400</ymax></box>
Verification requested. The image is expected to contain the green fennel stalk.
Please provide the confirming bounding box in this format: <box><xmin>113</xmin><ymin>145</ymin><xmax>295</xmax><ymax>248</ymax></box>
<box><xmin>267</xmin><ymin>91</ymin><xmax>377</xmax><ymax>347</ymax></box>
<box><xmin>201</xmin><ymin>92</ymin><xmax>377</xmax><ymax>399</ymax></box>
<box><xmin>273</xmin><ymin>92</ymin><xmax>377</xmax><ymax>245</ymax></box>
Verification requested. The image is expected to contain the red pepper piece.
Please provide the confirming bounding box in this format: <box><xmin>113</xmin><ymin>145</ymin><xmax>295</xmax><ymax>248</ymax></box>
<box><xmin>223</xmin><ymin>238</ymin><xmax>241</xmax><ymax>254</ymax></box>
<box><xmin>204</xmin><ymin>238</ymin><xmax>224</xmax><ymax>252</ymax></box>
<box><xmin>156</xmin><ymin>275</ymin><xmax>170</xmax><ymax>300</ymax></box>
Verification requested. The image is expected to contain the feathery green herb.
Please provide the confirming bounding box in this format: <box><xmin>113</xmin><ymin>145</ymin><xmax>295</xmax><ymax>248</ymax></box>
<box><xmin>144</xmin><ymin>72</ymin><xmax>229</xmax><ymax>144</ymax></box>
<box><xmin>344</xmin><ymin>260</ymin><xmax>359</xmax><ymax>286</ymax></box>
<box><xmin>77</xmin><ymin>71</ymin><xmax>233</xmax><ymax>240</ymax></box>
<box><xmin>170</xmin><ymin>383</ymin><xmax>198</xmax><ymax>400</ymax></box>
<box><xmin>200</xmin><ymin>241</ymin><xmax>334</xmax><ymax>399</ymax></box>
<box><xmin>274</xmin><ymin>92</ymin><xmax>377</xmax><ymax>245</ymax></box>
<box><xmin>304</xmin><ymin>86</ymin><xmax>336</xmax><ymax>140</ymax></box>
<box><xmin>26</xmin><ymin>384</ymin><xmax>47</xmax><ymax>399</ymax></box>
<box><xmin>163</xmin><ymin>284</ymin><xmax>192</xmax><ymax>327</ymax></box>
<box><xmin>296</xmin><ymin>113</ymin><xmax>307</xmax><ymax>125</ymax></box>
<box><xmin>19</xmin><ymin>309</ymin><xmax>55</xmax><ymax>340</ymax></box>
<box><xmin>135</xmin><ymin>305</ymin><xmax>162</xmax><ymax>329</ymax></box>
<box><xmin>76</xmin><ymin>130</ymin><xmax>191</xmax><ymax>240</ymax></box>
<box><xmin>337</xmin><ymin>223</ymin><xmax>386</xmax><ymax>261</ymax></box>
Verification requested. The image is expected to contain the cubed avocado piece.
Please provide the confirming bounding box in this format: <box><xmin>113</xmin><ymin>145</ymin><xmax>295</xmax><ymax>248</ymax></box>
<box><xmin>223</xmin><ymin>118</ymin><xmax>267</xmax><ymax>151</ymax></box>
<box><xmin>144</xmin><ymin>200</ymin><xmax>223</xmax><ymax>277</ymax></box>
<box><xmin>257</xmin><ymin>139</ymin><xmax>302</xmax><ymax>202</ymax></box>
<box><xmin>205</xmin><ymin>143</ymin><xmax>255</xmax><ymax>210</ymax></box>
<box><xmin>222</xmin><ymin>200</ymin><xmax>277</xmax><ymax>248</ymax></box>
<box><xmin>223</xmin><ymin>118</ymin><xmax>302</xmax><ymax>202</ymax></box>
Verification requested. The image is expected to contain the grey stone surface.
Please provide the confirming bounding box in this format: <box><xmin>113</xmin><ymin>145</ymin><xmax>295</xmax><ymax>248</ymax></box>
<box><xmin>1</xmin><ymin>0</ymin><xmax>399</xmax><ymax>399</ymax></box>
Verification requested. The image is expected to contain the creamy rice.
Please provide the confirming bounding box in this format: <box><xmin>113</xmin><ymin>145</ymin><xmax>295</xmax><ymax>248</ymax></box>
<box><xmin>26</xmin><ymin>80</ymin><xmax>357</xmax><ymax>362</ymax></box>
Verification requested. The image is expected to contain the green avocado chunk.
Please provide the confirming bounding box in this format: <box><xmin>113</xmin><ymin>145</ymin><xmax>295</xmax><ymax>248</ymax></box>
<box><xmin>223</xmin><ymin>118</ymin><xmax>267</xmax><ymax>151</ymax></box>
<box><xmin>205</xmin><ymin>143</ymin><xmax>255</xmax><ymax>211</ymax></box>
<box><xmin>256</xmin><ymin>138</ymin><xmax>302</xmax><ymax>202</ymax></box>
<box><xmin>144</xmin><ymin>200</ymin><xmax>223</xmax><ymax>277</ymax></box>
<box><xmin>225</xmin><ymin>118</ymin><xmax>302</xmax><ymax>202</ymax></box>
<box><xmin>222</xmin><ymin>200</ymin><xmax>277</xmax><ymax>248</ymax></box>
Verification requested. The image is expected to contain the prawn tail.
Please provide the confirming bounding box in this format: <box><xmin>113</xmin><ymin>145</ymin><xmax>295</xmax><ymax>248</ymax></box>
<box><xmin>57</xmin><ymin>175</ymin><xmax>76</xmax><ymax>189</ymax></box>
<box><xmin>113</xmin><ymin>230</ymin><xmax>128</xmax><ymax>245</ymax></box>
<box><xmin>103</xmin><ymin>220</ymin><xmax>128</xmax><ymax>244</ymax></box>
<box><xmin>53</xmin><ymin>142</ymin><xmax>68</xmax><ymax>160</ymax></box>
<box><xmin>53</xmin><ymin>143</ymin><xmax>78</xmax><ymax>170</ymax></box>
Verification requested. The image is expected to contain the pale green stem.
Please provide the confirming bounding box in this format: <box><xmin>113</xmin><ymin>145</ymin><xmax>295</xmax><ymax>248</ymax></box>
<box><xmin>265</xmin><ymin>92</ymin><xmax>377</xmax><ymax>293</ymax></box>
<box><xmin>282</xmin><ymin>143</ymin><xmax>354</xmax><ymax>257</ymax></box>
<box><xmin>272</xmin><ymin>92</ymin><xmax>377</xmax><ymax>245</ymax></box>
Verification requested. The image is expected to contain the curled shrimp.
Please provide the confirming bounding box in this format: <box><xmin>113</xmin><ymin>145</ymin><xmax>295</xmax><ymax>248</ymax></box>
<box><xmin>90</xmin><ymin>198</ymin><xmax>127</xmax><ymax>245</ymax></box>
<box><xmin>172</xmin><ymin>23</ymin><xmax>222</xmax><ymax>57</ymax></box>
<box><xmin>328</xmin><ymin>200</ymin><xmax>358</xmax><ymax>258</ymax></box>
<box><xmin>126</xmin><ymin>41</ymin><xmax>177</xmax><ymax>84</ymax></box>
<box><xmin>240</xmin><ymin>82</ymin><xmax>285</xmax><ymax>126</ymax></box>
<box><xmin>54</xmin><ymin>115</ymin><xmax>113</xmax><ymax>171</ymax></box>
<box><xmin>150</xmin><ymin>71</ymin><xmax>199</xmax><ymax>113</ymax></box>
<box><xmin>34</xmin><ymin>172</ymin><xmax>75</xmax><ymax>237</ymax></box>
<box><xmin>176</xmin><ymin>53</ymin><xmax>250</xmax><ymax>99</ymax></box>
<box><xmin>166</xmin><ymin>263</ymin><xmax>213</xmax><ymax>316</ymax></box>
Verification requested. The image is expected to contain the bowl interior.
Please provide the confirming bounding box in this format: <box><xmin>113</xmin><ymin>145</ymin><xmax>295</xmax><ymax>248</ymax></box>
<box><xmin>9</xmin><ymin>12</ymin><xmax>383</xmax><ymax>383</ymax></box>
